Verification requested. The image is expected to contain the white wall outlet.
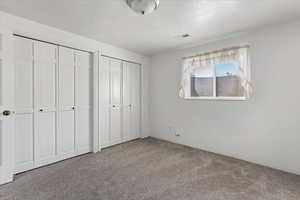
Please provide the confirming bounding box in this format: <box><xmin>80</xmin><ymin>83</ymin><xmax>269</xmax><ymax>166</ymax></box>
<box><xmin>168</xmin><ymin>125</ymin><xmax>181</xmax><ymax>137</ymax></box>
<box><xmin>174</xmin><ymin>131</ymin><xmax>181</xmax><ymax>137</ymax></box>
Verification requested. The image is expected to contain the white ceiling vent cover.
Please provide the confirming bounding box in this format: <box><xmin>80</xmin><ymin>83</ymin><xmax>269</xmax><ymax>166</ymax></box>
<box><xmin>126</xmin><ymin>0</ymin><xmax>160</xmax><ymax>15</ymax></box>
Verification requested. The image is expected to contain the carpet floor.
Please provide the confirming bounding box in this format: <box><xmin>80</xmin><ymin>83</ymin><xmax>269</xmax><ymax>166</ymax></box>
<box><xmin>1</xmin><ymin>138</ymin><xmax>300</xmax><ymax>200</ymax></box>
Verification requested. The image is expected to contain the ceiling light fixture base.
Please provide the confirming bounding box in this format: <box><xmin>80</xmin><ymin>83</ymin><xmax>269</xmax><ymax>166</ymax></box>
<box><xmin>126</xmin><ymin>0</ymin><xmax>160</xmax><ymax>15</ymax></box>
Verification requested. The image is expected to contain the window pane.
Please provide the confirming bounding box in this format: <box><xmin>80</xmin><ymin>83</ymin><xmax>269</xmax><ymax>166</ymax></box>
<box><xmin>190</xmin><ymin>64</ymin><xmax>214</xmax><ymax>97</ymax></box>
<box><xmin>216</xmin><ymin>62</ymin><xmax>244</xmax><ymax>97</ymax></box>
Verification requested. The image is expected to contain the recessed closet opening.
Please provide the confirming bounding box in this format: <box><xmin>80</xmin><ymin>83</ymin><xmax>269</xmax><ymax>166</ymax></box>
<box><xmin>13</xmin><ymin>35</ymin><xmax>95</xmax><ymax>173</ymax></box>
<box><xmin>13</xmin><ymin>35</ymin><xmax>143</xmax><ymax>174</ymax></box>
<box><xmin>99</xmin><ymin>55</ymin><xmax>142</xmax><ymax>148</ymax></box>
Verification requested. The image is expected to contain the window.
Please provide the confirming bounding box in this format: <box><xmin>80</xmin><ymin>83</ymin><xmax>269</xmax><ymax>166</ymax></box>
<box><xmin>179</xmin><ymin>46</ymin><xmax>252</xmax><ymax>100</ymax></box>
<box><xmin>190</xmin><ymin>62</ymin><xmax>214</xmax><ymax>97</ymax></box>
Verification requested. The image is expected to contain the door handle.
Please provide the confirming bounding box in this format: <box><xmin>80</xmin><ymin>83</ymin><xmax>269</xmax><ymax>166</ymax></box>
<box><xmin>72</xmin><ymin>106</ymin><xmax>75</xmax><ymax>110</ymax></box>
<box><xmin>2</xmin><ymin>110</ymin><xmax>11</xmax><ymax>116</ymax></box>
<box><xmin>39</xmin><ymin>109</ymin><xmax>44</xmax><ymax>112</ymax></box>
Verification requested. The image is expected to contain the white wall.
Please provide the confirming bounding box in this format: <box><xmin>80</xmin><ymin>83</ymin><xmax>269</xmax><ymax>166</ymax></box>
<box><xmin>150</xmin><ymin>19</ymin><xmax>300</xmax><ymax>175</ymax></box>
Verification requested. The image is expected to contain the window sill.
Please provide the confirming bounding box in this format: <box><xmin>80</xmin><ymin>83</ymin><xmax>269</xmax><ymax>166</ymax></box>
<box><xmin>184</xmin><ymin>97</ymin><xmax>247</xmax><ymax>101</ymax></box>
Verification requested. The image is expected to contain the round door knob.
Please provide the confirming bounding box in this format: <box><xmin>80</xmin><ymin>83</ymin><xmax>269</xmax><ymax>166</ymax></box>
<box><xmin>39</xmin><ymin>109</ymin><xmax>43</xmax><ymax>112</ymax></box>
<box><xmin>2</xmin><ymin>110</ymin><xmax>11</xmax><ymax>116</ymax></box>
<box><xmin>112</xmin><ymin>105</ymin><xmax>116</xmax><ymax>108</ymax></box>
<box><xmin>72</xmin><ymin>107</ymin><xmax>75</xmax><ymax>110</ymax></box>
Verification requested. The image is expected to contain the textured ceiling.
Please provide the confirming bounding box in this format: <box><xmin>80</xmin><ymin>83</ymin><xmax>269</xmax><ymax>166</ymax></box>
<box><xmin>1</xmin><ymin>0</ymin><xmax>300</xmax><ymax>55</ymax></box>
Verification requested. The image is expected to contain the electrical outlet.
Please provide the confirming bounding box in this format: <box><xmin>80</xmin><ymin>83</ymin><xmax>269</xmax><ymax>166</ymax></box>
<box><xmin>174</xmin><ymin>131</ymin><xmax>180</xmax><ymax>137</ymax></box>
<box><xmin>168</xmin><ymin>125</ymin><xmax>181</xmax><ymax>137</ymax></box>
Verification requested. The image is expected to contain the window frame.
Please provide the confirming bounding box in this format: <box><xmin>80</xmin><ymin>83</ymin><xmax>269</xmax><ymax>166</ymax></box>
<box><xmin>184</xmin><ymin>53</ymin><xmax>250</xmax><ymax>101</ymax></box>
<box><xmin>186</xmin><ymin>96</ymin><xmax>247</xmax><ymax>101</ymax></box>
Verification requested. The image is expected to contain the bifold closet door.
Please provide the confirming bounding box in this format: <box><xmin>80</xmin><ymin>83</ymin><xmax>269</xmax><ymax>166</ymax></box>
<box><xmin>75</xmin><ymin>51</ymin><xmax>92</xmax><ymax>153</ymax></box>
<box><xmin>109</xmin><ymin>58</ymin><xmax>122</xmax><ymax>145</ymax></box>
<box><xmin>34</xmin><ymin>41</ymin><xmax>58</xmax><ymax>167</ymax></box>
<box><xmin>99</xmin><ymin>56</ymin><xmax>110</xmax><ymax>147</ymax></box>
<box><xmin>130</xmin><ymin>63</ymin><xmax>141</xmax><ymax>139</ymax></box>
<box><xmin>58</xmin><ymin>47</ymin><xmax>75</xmax><ymax>157</ymax></box>
<box><xmin>14</xmin><ymin>37</ymin><xmax>34</xmax><ymax>173</ymax></box>
<box><xmin>14</xmin><ymin>36</ymin><xmax>93</xmax><ymax>174</ymax></box>
<box><xmin>122</xmin><ymin>62</ymin><xmax>131</xmax><ymax>142</ymax></box>
<box><xmin>99</xmin><ymin>56</ymin><xmax>141</xmax><ymax>148</ymax></box>
<box><xmin>123</xmin><ymin>62</ymin><xmax>141</xmax><ymax>141</ymax></box>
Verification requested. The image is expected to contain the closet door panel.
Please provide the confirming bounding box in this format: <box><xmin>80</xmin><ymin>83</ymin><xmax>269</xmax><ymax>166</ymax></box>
<box><xmin>77</xmin><ymin>69</ymin><xmax>91</xmax><ymax>106</ymax></box>
<box><xmin>110</xmin><ymin>59</ymin><xmax>122</xmax><ymax>143</ymax></box>
<box><xmin>75</xmin><ymin>51</ymin><xmax>92</xmax><ymax>152</ymax></box>
<box><xmin>110</xmin><ymin>106</ymin><xmax>121</xmax><ymax>142</ymax></box>
<box><xmin>122</xmin><ymin>62</ymin><xmax>141</xmax><ymax>141</ymax></box>
<box><xmin>99</xmin><ymin>56</ymin><xmax>110</xmax><ymax>147</ymax></box>
<box><xmin>130</xmin><ymin>64</ymin><xmax>141</xmax><ymax>139</ymax></box>
<box><xmin>59</xmin><ymin>47</ymin><xmax>75</xmax><ymax>109</ymax></box>
<box><xmin>122</xmin><ymin>62</ymin><xmax>131</xmax><ymax>141</ymax></box>
<box><xmin>14</xmin><ymin>37</ymin><xmax>33</xmax><ymax>113</ymax></box>
<box><xmin>14</xmin><ymin>114</ymin><xmax>34</xmax><ymax>173</ymax></box>
<box><xmin>60</xmin><ymin>111</ymin><xmax>75</xmax><ymax>154</ymax></box>
<box><xmin>35</xmin><ymin>62</ymin><xmax>56</xmax><ymax>109</ymax></box>
<box><xmin>76</xmin><ymin>52</ymin><xmax>91</xmax><ymax>107</ymax></box>
<box><xmin>35</xmin><ymin>42</ymin><xmax>56</xmax><ymax>110</ymax></box>
<box><xmin>122</xmin><ymin>109</ymin><xmax>131</xmax><ymax>141</ymax></box>
<box><xmin>36</xmin><ymin>112</ymin><xmax>56</xmax><ymax>165</ymax></box>
<box><xmin>76</xmin><ymin>109</ymin><xmax>91</xmax><ymax>151</ymax></box>
<box><xmin>36</xmin><ymin>42</ymin><xmax>56</xmax><ymax>59</ymax></box>
<box><xmin>14</xmin><ymin>37</ymin><xmax>34</xmax><ymax>173</ymax></box>
<box><xmin>14</xmin><ymin>37</ymin><xmax>33</xmax><ymax>59</ymax></box>
<box><xmin>60</xmin><ymin>69</ymin><xmax>74</xmax><ymax>108</ymax></box>
<box><xmin>15</xmin><ymin>60</ymin><xmax>33</xmax><ymax>111</ymax></box>
<box><xmin>110</xmin><ymin>59</ymin><xmax>122</xmax><ymax>106</ymax></box>
<box><xmin>34</xmin><ymin>41</ymin><xmax>57</xmax><ymax>166</ymax></box>
<box><xmin>58</xmin><ymin>47</ymin><xmax>75</xmax><ymax>156</ymax></box>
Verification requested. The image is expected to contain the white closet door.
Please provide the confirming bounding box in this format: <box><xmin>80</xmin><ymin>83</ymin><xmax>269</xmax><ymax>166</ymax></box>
<box><xmin>123</xmin><ymin>62</ymin><xmax>141</xmax><ymax>141</ymax></box>
<box><xmin>130</xmin><ymin>63</ymin><xmax>141</xmax><ymax>139</ymax></box>
<box><xmin>122</xmin><ymin>62</ymin><xmax>132</xmax><ymax>142</ymax></box>
<box><xmin>99</xmin><ymin>57</ymin><xmax>141</xmax><ymax>148</ymax></box>
<box><xmin>35</xmin><ymin>112</ymin><xmax>56</xmax><ymax>166</ymax></box>
<box><xmin>0</xmin><ymin>30</ymin><xmax>15</xmax><ymax>184</ymax></box>
<box><xmin>58</xmin><ymin>47</ymin><xmax>75</xmax><ymax>157</ymax></box>
<box><xmin>99</xmin><ymin>56</ymin><xmax>111</xmax><ymax>147</ymax></box>
<box><xmin>14</xmin><ymin>37</ymin><xmax>34</xmax><ymax>173</ymax></box>
<box><xmin>110</xmin><ymin>59</ymin><xmax>122</xmax><ymax>144</ymax></box>
<box><xmin>60</xmin><ymin>111</ymin><xmax>75</xmax><ymax>156</ymax></box>
<box><xmin>34</xmin><ymin>41</ymin><xmax>57</xmax><ymax>167</ymax></box>
<box><xmin>75</xmin><ymin>50</ymin><xmax>92</xmax><ymax>153</ymax></box>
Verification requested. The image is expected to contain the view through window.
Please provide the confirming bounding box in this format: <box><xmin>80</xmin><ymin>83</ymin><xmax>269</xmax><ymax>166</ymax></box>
<box><xmin>190</xmin><ymin>62</ymin><xmax>244</xmax><ymax>98</ymax></box>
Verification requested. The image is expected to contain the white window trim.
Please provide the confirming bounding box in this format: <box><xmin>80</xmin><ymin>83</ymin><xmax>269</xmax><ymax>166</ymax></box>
<box><xmin>184</xmin><ymin>96</ymin><xmax>247</xmax><ymax>101</ymax></box>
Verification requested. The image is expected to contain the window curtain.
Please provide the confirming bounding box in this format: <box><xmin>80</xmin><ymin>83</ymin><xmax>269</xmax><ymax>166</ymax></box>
<box><xmin>237</xmin><ymin>47</ymin><xmax>252</xmax><ymax>98</ymax></box>
<box><xmin>179</xmin><ymin>46</ymin><xmax>252</xmax><ymax>99</ymax></box>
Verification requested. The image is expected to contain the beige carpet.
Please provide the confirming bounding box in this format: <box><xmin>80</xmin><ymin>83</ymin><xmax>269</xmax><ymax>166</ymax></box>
<box><xmin>1</xmin><ymin>138</ymin><xmax>300</xmax><ymax>200</ymax></box>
